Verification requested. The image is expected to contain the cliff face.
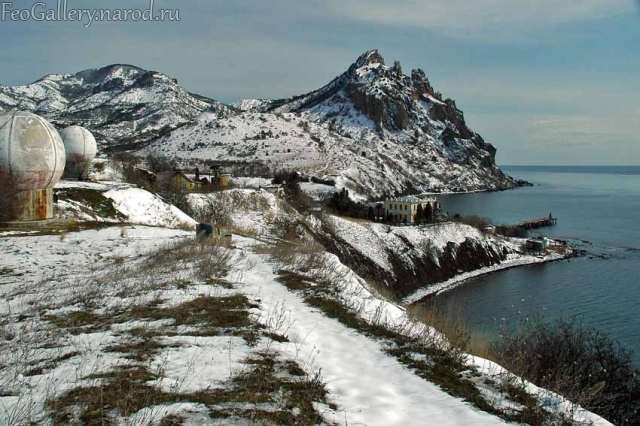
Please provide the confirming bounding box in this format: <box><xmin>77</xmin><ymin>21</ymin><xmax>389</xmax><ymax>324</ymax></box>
<box><xmin>316</xmin><ymin>216</ymin><xmax>513</xmax><ymax>299</ymax></box>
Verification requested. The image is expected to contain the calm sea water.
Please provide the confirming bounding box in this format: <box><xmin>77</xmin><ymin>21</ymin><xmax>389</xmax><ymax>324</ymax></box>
<box><xmin>429</xmin><ymin>166</ymin><xmax>640</xmax><ymax>366</ymax></box>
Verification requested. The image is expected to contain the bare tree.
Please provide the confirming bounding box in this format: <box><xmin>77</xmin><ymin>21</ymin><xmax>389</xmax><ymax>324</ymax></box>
<box><xmin>0</xmin><ymin>173</ymin><xmax>19</xmax><ymax>222</ymax></box>
<box><xmin>146</xmin><ymin>152</ymin><xmax>171</xmax><ymax>173</ymax></box>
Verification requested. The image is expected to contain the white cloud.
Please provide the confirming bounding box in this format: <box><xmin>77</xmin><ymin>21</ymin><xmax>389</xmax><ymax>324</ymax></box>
<box><xmin>326</xmin><ymin>0</ymin><xmax>634</xmax><ymax>41</ymax></box>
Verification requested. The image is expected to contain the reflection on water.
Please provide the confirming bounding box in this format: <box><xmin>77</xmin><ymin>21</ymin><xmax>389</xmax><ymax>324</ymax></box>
<box><xmin>423</xmin><ymin>166</ymin><xmax>640</xmax><ymax>366</ymax></box>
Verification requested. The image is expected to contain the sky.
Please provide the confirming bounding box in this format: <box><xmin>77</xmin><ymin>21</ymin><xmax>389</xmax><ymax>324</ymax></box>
<box><xmin>0</xmin><ymin>0</ymin><xmax>639</xmax><ymax>165</ymax></box>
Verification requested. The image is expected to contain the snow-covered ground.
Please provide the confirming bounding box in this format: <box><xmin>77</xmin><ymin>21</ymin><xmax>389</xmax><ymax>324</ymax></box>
<box><xmin>53</xmin><ymin>180</ymin><xmax>195</xmax><ymax>229</ymax></box>
<box><xmin>238</xmin><ymin>238</ymin><xmax>508</xmax><ymax>426</ymax></box>
<box><xmin>0</xmin><ymin>188</ymin><xmax>608</xmax><ymax>425</ymax></box>
<box><xmin>0</xmin><ymin>226</ymin><xmax>610</xmax><ymax>425</ymax></box>
<box><xmin>104</xmin><ymin>187</ymin><xmax>196</xmax><ymax>229</ymax></box>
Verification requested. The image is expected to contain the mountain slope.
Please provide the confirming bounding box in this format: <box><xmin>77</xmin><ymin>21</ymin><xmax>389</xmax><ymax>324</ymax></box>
<box><xmin>149</xmin><ymin>50</ymin><xmax>516</xmax><ymax>197</ymax></box>
<box><xmin>0</xmin><ymin>64</ymin><xmax>237</xmax><ymax>148</ymax></box>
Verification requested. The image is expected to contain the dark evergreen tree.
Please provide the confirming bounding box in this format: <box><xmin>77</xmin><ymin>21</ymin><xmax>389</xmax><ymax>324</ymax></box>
<box><xmin>375</xmin><ymin>203</ymin><xmax>384</xmax><ymax>222</ymax></box>
<box><xmin>415</xmin><ymin>204</ymin><xmax>424</xmax><ymax>225</ymax></box>
<box><xmin>367</xmin><ymin>206</ymin><xmax>375</xmax><ymax>222</ymax></box>
<box><xmin>195</xmin><ymin>167</ymin><xmax>200</xmax><ymax>181</ymax></box>
<box><xmin>327</xmin><ymin>188</ymin><xmax>367</xmax><ymax>218</ymax></box>
<box><xmin>424</xmin><ymin>203</ymin><xmax>433</xmax><ymax>224</ymax></box>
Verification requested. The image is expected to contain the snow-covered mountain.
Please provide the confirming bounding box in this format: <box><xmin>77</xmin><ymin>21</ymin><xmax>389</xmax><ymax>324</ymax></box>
<box><xmin>0</xmin><ymin>64</ymin><xmax>236</xmax><ymax>148</ymax></box>
<box><xmin>149</xmin><ymin>50</ymin><xmax>517</xmax><ymax>197</ymax></box>
<box><xmin>1</xmin><ymin>50</ymin><xmax>519</xmax><ymax>197</ymax></box>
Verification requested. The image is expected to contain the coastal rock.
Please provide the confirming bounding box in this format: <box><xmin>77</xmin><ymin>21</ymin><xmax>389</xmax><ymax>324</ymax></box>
<box><xmin>316</xmin><ymin>217</ymin><xmax>514</xmax><ymax>299</ymax></box>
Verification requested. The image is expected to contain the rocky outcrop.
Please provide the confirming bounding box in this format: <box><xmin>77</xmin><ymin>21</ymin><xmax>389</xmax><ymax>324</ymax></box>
<box><xmin>315</xmin><ymin>218</ymin><xmax>513</xmax><ymax>300</ymax></box>
<box><xmin>411</xmin><ymin>69</ymin><xmax>436</xmax><ymax>98</ymax></box>
<box><xmin>259</xmin><ymin>49</ymin><xmax>516</xmax><ymax>192</ymax></box>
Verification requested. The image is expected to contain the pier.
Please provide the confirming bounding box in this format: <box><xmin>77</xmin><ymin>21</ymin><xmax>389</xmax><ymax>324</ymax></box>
<box><xmin>511</xmin><ymin>215</ymin><xmax>558</xmax><ymax>230</ymax></box>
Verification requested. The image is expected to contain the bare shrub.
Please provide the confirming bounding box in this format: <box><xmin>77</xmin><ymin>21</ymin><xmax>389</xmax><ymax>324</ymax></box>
<box><xmin>195</xmin><ymin>239</ymin><xmax>236</xmax><ymax>280</ymax></box>
<box><xmin>93</xmin><ymin>161</ymin><xmax>106</xmax><ymax>173</ymax></box>
<box><xmin>145</xmin><ymin>236</ymin><xmax>237</xmax><ymax>282</ymax></box>
<box><xmin>406</xmin><ymin>299</ymin><xmax>470</xmax><ymax>367</ymax></box>
<box><xmin>110</xmin><ymin>152</ymin><xmax>148</xmax><ymax>187</ymax></box>
<box><xmin>145</xmin><ymin>152</ymin><xmax>172</xmax><ymax>173</ymax></box>
<box><xmin>190</xmin><ymin>195</ymin><xmax>233</xmax><ymax>227</ymax></box>
<box><xmin>0</xmin><ymin>172</ymin><xmax>19</xmax><ymax>222</ymax></box>
<box><xmin>491</xmin><ymin>316</ymin><xmax>640</xmax><ymax>425</ymax></box>
<box><xmin>451</xmin><ymin>214</ymin><xmax>492</xmax><ymax>230</ymax></box>
<box><xmin>158</xmin><ymin>185</ymin><xmax>192</xmax><ymax>218</ymax></box>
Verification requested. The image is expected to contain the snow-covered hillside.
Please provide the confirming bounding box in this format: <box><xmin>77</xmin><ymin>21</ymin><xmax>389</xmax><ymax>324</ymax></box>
<box><xmin>0</xmin><ymin>184</ymin><xmax>612</xmax><ymax>425</ymax></box>
<box><xmin>0</xmin><ymin>65</ymin><xmax>236</xmax><ymax>148</ymax></box>
<box><xmin>54</xmin><ymin>180</ymin><xmax>195</xmax><ymax>229</ymax></box>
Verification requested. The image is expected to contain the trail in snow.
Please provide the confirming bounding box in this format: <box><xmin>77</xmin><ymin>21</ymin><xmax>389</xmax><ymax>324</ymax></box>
<box><xmin>237</xmin><ymin>238</ymin><xmax>507</xmax><ymax>426</ymax></box>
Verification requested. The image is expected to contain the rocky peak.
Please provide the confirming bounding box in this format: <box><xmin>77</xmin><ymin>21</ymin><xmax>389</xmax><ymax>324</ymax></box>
<box><xmin>352</xmin><ymin>49</ymin><xmax>386</xmax><ymax>69</ymax></box>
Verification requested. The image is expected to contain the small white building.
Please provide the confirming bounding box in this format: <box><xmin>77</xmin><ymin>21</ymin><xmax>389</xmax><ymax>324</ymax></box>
<box><xmin>525</xmin><ymin>238</ymin><xmax>551</xmax><ymax>252</ymax></box>
<box><xmin>483</xmin><ymin>225</ymin><xmax>497</xmax><ymax>235</ymax></box>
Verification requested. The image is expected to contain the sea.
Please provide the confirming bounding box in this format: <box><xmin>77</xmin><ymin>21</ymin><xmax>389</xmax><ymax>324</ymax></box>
<box><xmin>426</xmin><ymin>166</ymin><xmax>640</xmax><ymax>366</ymax></box>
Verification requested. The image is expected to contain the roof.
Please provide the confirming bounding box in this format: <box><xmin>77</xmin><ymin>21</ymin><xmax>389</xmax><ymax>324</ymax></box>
<box><xmin>156</xmin><ymin>171</ymin><xmax>199</xmax><ymax>185</ymax></box>
<box><xmin>385</xmin><ymin>195</ymin><xmax>436</xmax><ymax>203</ymax></box>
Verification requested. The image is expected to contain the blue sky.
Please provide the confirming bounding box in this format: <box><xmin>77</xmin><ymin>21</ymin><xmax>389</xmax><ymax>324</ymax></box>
<box><xmin>1</xmin><ymin>0</ymin><xmax>638</xmax><ymax>165</ymax></box>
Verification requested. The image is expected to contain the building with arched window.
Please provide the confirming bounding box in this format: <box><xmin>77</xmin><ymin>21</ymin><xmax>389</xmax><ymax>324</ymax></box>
<box><xmin>383</xmin><ymin>196</ymin><xmax>438</xmax><ymax>225</ymax></box>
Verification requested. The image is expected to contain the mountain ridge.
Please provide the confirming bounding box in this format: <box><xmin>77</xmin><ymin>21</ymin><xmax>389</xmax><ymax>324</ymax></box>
<box><xmin>1</xmin><ymin>50</ymin><xmax>518</xmax><ymax>197</ymax></box>
<box><xmin>0</xmin><ymin>64</ymin><xmax>236</xmax><ymax>148</ymax></box>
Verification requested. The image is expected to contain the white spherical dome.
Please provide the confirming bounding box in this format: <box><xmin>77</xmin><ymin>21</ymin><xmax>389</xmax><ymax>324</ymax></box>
<box><xmin>59</xmin><ymin>126</ymin><xmax>97</xmax><ymax>178</ymax></box>
<box><xmin>0</xmin><ymin>111</ymin><xmax>66</xmax><ymax>190</ymax></box>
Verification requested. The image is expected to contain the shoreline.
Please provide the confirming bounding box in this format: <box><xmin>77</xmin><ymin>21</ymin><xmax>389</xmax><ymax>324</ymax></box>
<box><xmin>402</xmin><ymin>251</ymin><xmax>568</xmax><ymax>306</ymax></box>
<box><xmin>417</xmin><ymin>180</ymin><xmax>532</xmax><ymax>197</ymax></box>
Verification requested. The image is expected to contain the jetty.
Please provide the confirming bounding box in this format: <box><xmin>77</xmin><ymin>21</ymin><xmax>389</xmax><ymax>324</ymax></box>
<box><xmin>511</xmin><ymin>215</ymin><xmax>558</xmax><ymax>230</ymax></box>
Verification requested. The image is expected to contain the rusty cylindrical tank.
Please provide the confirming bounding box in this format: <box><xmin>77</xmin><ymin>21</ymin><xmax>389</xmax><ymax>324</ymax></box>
<box><xmin>0</xmin><ymin>111</ymin><xmax>66</xmax><ymax>221</ymax></box>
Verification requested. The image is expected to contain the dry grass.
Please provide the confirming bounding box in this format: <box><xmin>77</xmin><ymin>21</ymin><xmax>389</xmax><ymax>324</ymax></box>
<box><xmin>44</xmin><ymin>311</ymin><xmax>104</xmax><ymax>335</ymax></box>
<box><xmin>145</xmin><ymin>237</ymin><xmax>237</xmax><ymax>281</ymax></box>
<box><xmin>48</xmin><ymin>367</ymin><xmax>166</xmax><ymax>426</ymax></box>
<box><xmin>105</xmin><ymin>329</ymin><xmax>167</xmax><ymax>362</ymax></box>
<box><xmin>47</xmin><ymin>351</ymin><xmax>331</xmax><ymax>426</ymax></box>
<box><xmin>5</xmin><ymin>224</ymin><xmax>337</xmax><ymax>425</ymax></box>
<box><xmin>406</xmin><ymin>300</ymin><xmax>471</xmax><ymax>359</ymax></box>
<box><xmin>131</xmin><ymin>295</ymin><xmax>257</xmax><ymax>329</ymax></box>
